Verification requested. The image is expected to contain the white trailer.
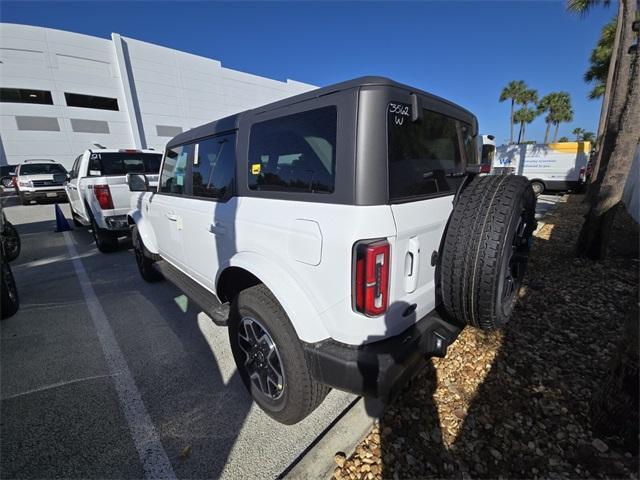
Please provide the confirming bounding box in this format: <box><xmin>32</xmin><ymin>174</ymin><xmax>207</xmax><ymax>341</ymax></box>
<box><xmin>493</xmin><ymin>142</ymin><xmax>590</xmax><ymax>195</ymax></box>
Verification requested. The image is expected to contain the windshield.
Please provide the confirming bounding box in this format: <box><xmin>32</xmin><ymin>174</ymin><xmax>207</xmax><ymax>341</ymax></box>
<box><xmin>87</xmin><ymin>152</ymin><xmax>162</xmax><ymax>176</ymax></box>
<box><xmin>19</xmin><ymin>163</ymin><xmax>67</xmax><ymax>175</ymax></box>
<box><xmin>388</xmin><ymin>104</ymin><xmax>476</xmax><ymax>201</ymax></box>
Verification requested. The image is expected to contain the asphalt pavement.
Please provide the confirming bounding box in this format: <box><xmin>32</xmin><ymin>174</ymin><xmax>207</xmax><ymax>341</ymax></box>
<box><xmin>0</xmin><ymin>194</ymin><xmax>355</xmax><ymax>479</ymax></box>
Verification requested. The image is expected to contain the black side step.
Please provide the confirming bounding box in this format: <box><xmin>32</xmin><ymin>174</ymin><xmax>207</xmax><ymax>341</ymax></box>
<box><xmin>154</xmin><ymin>259</ymin><xmax>230</xmax><ymax>326</ymax></box>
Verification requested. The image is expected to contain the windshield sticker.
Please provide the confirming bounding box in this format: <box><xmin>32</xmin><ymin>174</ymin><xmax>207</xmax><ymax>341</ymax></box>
<box><xmin>89</xmin><ymin>170</ymin><xmax>101</xmax><ymax>176</ymax></box>
<box><xmin>90</xmin><ymin>153</ymin><xmax>101</xmax><ymax>160</ymax></box>
<box><xmin>388</xmin><ymin>102</ymin><xmax>411</xmax><ymax>126</ymax></box>
<box><xmin>251</xmin><ymin>163</ymin><xmax>261</xmax><ymax>175</ymax></box>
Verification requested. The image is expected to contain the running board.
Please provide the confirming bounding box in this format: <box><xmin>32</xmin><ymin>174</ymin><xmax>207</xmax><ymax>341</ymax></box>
<box><xmin>153</xmin><ymin>259</ymin><xmax>230</xmax><ymax>326</ymax></box>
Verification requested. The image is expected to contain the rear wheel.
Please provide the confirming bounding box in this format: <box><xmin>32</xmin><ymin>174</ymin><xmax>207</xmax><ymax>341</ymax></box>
<box><xmin>441</xmin><ymin>175</ymin><xmax>537</xmax><ymax>331</ymax></box>
<box><xmin>19</xmin><ymin>194</ymin><xmax>30</xmax><ymax>206</ymax></box>
<box><xmin>90</xmin><ymin>216</ymin><xmax>118</xmax><ymax>253</ymax></box>
<box><xmin>228</xmin><ymin>284</ymin><xmax>329</xmax><ymax>424</ymax></box>
<box><xmin>132</xmin><ymin>226</ymin><xmax>163</xmax><ymax>282</ymax></box>
<box><xmin>1</xmin><ymin>258</ymin><xmax>19</xmax><ymax>319</ymax></box>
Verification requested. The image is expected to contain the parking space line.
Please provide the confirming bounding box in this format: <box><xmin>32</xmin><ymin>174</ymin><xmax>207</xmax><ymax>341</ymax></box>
<box><xmin>63</xmin><ymin>232</ymin><xmax>177</xmax><ymax>480</ymax></box>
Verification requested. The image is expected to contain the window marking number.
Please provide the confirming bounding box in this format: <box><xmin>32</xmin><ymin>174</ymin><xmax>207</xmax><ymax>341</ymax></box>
<box><xmin>389</xmin><ymin>103</ymin><xmax>410</xmax><ymax>127</ymax></box>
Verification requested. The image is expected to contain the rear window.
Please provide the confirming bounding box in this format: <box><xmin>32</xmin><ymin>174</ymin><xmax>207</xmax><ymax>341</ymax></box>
<box><xmin>248</xmin><ymin>106</ymin><xmax>337</xmax><ymax>194</ymax></box>
<box><xmin>388</xmin><ymin>103</ymin><xmax>476</xmax><ymax>201</ymax></box>
<box><xmin>87</xmin><ymin>152</ymin><xmax>162</xmax><ymax>177</ymax></box>
<box><xmin>19</xmin><ymin>163</ymin><xmax>67</xmax><ymax>175</ymax></box>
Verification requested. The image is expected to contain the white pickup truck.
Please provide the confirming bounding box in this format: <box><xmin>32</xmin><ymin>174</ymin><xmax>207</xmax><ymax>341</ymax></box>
<box><xmin>65</xmin><ymin>148</ymin><xmax>162</xmax><ymax>252</ymax></box>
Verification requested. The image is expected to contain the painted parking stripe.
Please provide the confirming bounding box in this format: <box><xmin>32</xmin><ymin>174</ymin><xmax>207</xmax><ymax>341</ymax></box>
<box><xmin>63</xmin><ymin>232</ymin><xmax>177</xmax><ymax>480</ymax></box>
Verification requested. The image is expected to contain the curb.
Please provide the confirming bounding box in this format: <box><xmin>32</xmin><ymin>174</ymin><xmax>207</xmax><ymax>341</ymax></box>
<box><xmin>281</xmin><ymin>397</ymin><xmax>384</xmax><ymax>479</ymax></box>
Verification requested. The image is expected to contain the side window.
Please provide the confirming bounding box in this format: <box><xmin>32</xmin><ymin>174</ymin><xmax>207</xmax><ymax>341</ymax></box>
<box><xmin>248</xmin><ymin>106</ymin><xmax>337</xmax><ymax>193</ymax></box>
<box><xmin>159</xmin><ymin>143</ymin><xmax>193</xmax><ymax>195</ymax></box>
<box><xmin>69</xmin><ymin>156</ymin><xmax>81</xmax><ymax>179</ymax></box>
<box><xmin>192</xmin><ymin>133</ymin><xmax>236</xmax><ymax>199</ymax></box>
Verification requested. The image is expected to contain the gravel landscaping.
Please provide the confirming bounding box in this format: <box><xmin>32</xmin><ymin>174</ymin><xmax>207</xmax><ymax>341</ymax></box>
<box><xmin>333</xmin><ymin>194</ymin><xmax>639</xmax><ymax>480</ymax></box>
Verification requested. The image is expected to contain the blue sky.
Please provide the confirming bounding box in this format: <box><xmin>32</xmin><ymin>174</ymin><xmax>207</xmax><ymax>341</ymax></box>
<box><xmin>2</xmin><ymin>1</ymin><xmax>613</xmax><ymax>144</ymax></box>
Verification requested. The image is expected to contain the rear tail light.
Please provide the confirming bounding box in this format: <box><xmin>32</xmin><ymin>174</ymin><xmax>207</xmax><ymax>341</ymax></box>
<box><xmin>94</xmin><ymin>184</ymin><xmax>114</xmax><ymax>210</ymax></box>
<box><xmin>354</xmin><ymin>239</ymin><xmax>390</xmax><ymax>316</ymax></box>
<box><xmin>480</xmin><ymin>164</ymin><xmax>491</xmax><ymax>174</ymax></box>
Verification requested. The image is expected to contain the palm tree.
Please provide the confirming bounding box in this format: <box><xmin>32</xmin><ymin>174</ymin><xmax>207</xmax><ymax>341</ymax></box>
<box><xmin>538</xmin><ymin>92</ymin><xmax>565</xmax><ymax>143</ymax></box>
<box><xmin>548</xmin><ymin>92</ymin><xmax>573</xmax><ymax>143</ymax></box>
<box><xmin>585</xmin><ymin>18</ymin><xmax>617</xmax><ymax>100</ymax></box>
<box><xmin>569</xmin><ymin>0</ymin><xmax>635</xmax><ymax>197</ymax></box>
<box><xmin>514</xmin><ymin>88</ymin><xmax>538</xmax><ymax>143</ymax></box>
<box><xmin>572</xmin><ymin>127</ymin><xmax>586</xmax><ymax>141</ymax></box>
<box><xmin>558</xmin><ymin>136</ymin><xmax>570</xmax><ymax>142</ymax></box>
<box><xmin>499</xmin><ymin>80</ymin><xmax>527</xmax><ymax>144</ymax></box>
<box><xmin>569</xmin><ymin>0</ymin><xmax>638</xmax><ymax>258</ymax></box>
<box><xmin>514</xmin><ymin>106</ymin><xmax>538</xmax><ymax>144</ymax></box>
<box><xmin>582</xmin><ymin>131</ymin><xmax>595</xmax><ymax>142</ymax></box>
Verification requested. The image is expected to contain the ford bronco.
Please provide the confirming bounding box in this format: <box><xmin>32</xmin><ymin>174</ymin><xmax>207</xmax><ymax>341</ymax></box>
<box><xmin>126</xmin><ymin>77</ymin><xmax>536</xmax><ymax>424</ymax></box>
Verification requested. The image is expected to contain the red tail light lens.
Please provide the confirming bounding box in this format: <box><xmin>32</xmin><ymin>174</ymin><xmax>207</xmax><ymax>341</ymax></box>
<box><xmin>480</xmin><ymin>164</ymin><xmax>491</xmax><ymax>174</ymax></box>
<box><xmin>354</xmin><ymin>240</ymin><xmax>390</xmax><ymax>316</ymax></box>
<box><xmin>94</xmin><ymin>184</ymin><xmax>114</xmax><ymax>210</ymax></box>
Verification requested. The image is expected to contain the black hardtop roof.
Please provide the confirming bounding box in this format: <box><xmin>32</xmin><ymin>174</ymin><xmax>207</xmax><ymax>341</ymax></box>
<box><xmin>166</xmin><ymin>76</ymin><xmax>476</xmax><ymax>148</ymax></box>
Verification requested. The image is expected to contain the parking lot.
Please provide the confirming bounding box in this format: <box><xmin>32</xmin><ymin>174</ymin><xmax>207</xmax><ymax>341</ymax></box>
<box><xmin>0</xmin><ymin>193</ymin><xmax>355</xmax><ymax>479</ymax></box>
<box><xmin>0</xmin><ymin>190</ymin><xmax>561</xmax><ymax>479</ymax></box>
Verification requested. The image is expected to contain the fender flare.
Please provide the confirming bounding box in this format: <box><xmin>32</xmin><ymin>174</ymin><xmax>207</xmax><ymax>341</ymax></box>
<box><xmin>127</xmin><ymin>209</ymin><xmax>159</xmax><ymax>255</ymax></box>
<box><xmin>221</xmin><ymin>252</ymin><xmax>331</xmax><ymax>343</ymax></box>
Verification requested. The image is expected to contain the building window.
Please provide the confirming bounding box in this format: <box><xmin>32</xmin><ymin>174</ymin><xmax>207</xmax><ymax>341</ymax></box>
<box><xmin>0</xmin><ymin>88</ymin><xmax>53</xmax><ymax>105</ymax></box>
<box><xmin>15</xmin><ymin>116</ymin><xmax>60</xmax><ymax>131</ymax></box>
<box><xmin>248</xmin><ymin>106</ymin><xmax>337</xmax><ymax>194</ymax></box>
<box><xmin>156</xmin><ymin>125</ymin><xmax>183</xmax><ymax>137</ymax></box>
<box><xmin>192</xmin><ymin>133</ymin><xmax>236</xmax><ymax>200</ymax></box>
<box><xmin>70</xmin><ymin>119</ymin><xmax>110</xmax><ymax>134</ymax></box>
<box><xmin>65</xmin><ymin>92</ymin><xmax>119</xmax><ymax>111</ymax></box>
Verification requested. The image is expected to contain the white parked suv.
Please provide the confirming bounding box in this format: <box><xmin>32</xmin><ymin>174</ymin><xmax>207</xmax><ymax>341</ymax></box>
<box><xmin>65</xmin><ymin>148</ymin><xmax>162</xmax><ymax>252</ymax></box>
<box><xmin>15</xmin><ymin>159</ymin><xmax>68</xmax><ymax>205</ymax></box>
<box><xmin>126</xmin><ymin>77</ymin><xmax>537</xmax><ymax>424</ymax></box>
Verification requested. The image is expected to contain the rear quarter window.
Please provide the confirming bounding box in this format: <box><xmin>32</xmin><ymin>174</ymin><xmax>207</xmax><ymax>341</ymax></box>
<box><xmin>248</xmin><ymin>106</ymin><xmax>337</xmax><ymax>194</ymax></box>
<box><xmin>388</xmin><ymin>103</ymin><xmax>475</xmax><ymax>202</ymax></box>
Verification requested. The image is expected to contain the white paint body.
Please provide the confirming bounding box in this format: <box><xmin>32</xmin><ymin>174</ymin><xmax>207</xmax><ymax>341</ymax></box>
<box><xmin>131</xmin><ymin>192</ymin><xmax>454</xmax><ymax>345</ymax></box>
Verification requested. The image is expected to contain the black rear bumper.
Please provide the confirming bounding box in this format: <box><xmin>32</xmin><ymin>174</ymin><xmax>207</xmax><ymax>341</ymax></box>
<box><xmin>303</xmin><ymin>309</ymin><xmax>461</xmax><ymax>402</ymax></box>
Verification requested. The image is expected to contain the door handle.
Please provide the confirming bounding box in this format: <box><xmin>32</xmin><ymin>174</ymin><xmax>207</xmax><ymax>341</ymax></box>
<box><xmin>208</xmin><ymin>223</ymin><xmax>227</xmax><ymax>235</ymax></box>
<box><xmin>404</xmin><ymin>236</ymin><xmax>420</xmax><ymax>293</ymax></box>
<box><xmin>165</xmin><ymin>213</ymin><xmax>178</xmax><ymax>221</ymax></box>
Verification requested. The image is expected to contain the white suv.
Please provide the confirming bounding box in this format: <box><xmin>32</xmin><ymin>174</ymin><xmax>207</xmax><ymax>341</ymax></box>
<box><xmin>65</xmin><ymin>148</ymin><xmax>162</xmax><ymax>252</ymax></box>
<box><xmin>126</xmin><ymin>77</ymin><xmax>537</xmax><ymax>424</ymax></box>
<box><xmin>15</xmin><ymin>159</ymin><xmax>68</xmax><ymax>205</ymax></box>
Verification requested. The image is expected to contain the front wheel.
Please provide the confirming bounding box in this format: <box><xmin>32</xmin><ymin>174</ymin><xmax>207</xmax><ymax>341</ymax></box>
<box><xmin>228</xmin><ymin>284</ymin><xmax>329</xmax><ymax>425</ymax></box>
<box><xmin>2</xmin><ymin>221</ymin><xmax>20</xmax><ymax>262</ymax></box>
<box><xmin>132</xmin><ymin>226</ymin><xmax>163</xmax><ymax>282</ymax></box>
<box><xmin>530</xmin><ymin>180</ymin><xmax>545</xmax><ymax>197</ymax></box>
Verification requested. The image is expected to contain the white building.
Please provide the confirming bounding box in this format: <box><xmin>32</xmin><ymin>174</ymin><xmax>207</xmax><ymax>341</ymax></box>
<box><xmin>0</xmin><ymin>23</ymin><xmax>316</xmax><ymax>169</ymax></box>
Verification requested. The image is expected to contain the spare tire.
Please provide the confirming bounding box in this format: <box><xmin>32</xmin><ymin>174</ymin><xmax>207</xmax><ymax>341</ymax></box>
<box><xmin>440</xmin><ymin>175</ymin><xmax>536</xmax><ymax>330</ymax></box>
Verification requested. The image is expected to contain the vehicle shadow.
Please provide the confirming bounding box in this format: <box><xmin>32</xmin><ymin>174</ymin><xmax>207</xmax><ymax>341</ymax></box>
<box><xmin>350</xmin><ymin>195</ymin><xmax>638</xmax><ymax>479</ymax></box>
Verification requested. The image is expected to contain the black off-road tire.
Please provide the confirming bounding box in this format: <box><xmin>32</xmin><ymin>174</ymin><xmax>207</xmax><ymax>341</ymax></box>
<box><xmin>1</xmin><ymin>258</ymin><xmax>19</xmax><ymax>319</ymax></box>
<box><xmin>2</xmin><ymin>221</ymin><xmax>20</xmax><ymax>262</ymax></box>
<box><xmin>90</xmin><ymin>215</ymin><xmax>118</xmax><ymax>253</ymax></box>
<box><xmin>441</xmin><ymin>175</ymin><xmax>537</xmax><ymax>331</ymax></box>
<box><xmin>228</xmin><ymin>284</ymin><xmax>329</xmax><ymax>425</ymax></box>
<box><xmin>131</xmin><ymin>225</ymin><xmax>163</xmax><ymax>282</ymax></box>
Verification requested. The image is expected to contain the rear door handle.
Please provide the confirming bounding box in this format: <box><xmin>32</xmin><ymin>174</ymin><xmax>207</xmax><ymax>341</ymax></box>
<box><xmin>208</xmin><ymin>223</ymin><xmax>227</xmax><ymax>235</ymax></box>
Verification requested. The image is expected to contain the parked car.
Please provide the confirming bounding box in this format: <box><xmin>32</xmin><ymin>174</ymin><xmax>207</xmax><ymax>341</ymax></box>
<box><xmin>65</xmin><ymin>148</ymin><xmax>162</xmax><ymax>252</ymax></box>
<box><xmin>14</xmin><ymin>160</ymin><xmax>68</xmax><ymax>205</ymax></box>
<box><xmin>0</xmin><ymin>165</ymin><xmax>18</xmax><ymax>189</ymax></box>
<box><xmin>126</xmin><ymin>76</ymin><xmax>537</xmax><ymax>424</ymax></box>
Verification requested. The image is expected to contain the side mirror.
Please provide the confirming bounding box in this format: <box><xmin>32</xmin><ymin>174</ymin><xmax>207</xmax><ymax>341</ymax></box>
<box><xmin>53</xmin><ymin>173</ymin><xmax>68</xmax><ymax>184</ymax></box>
<box><xmin>127</xmin><ymin>173</ymin><xmax>148</xmax><ymax>192</ymax></box>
